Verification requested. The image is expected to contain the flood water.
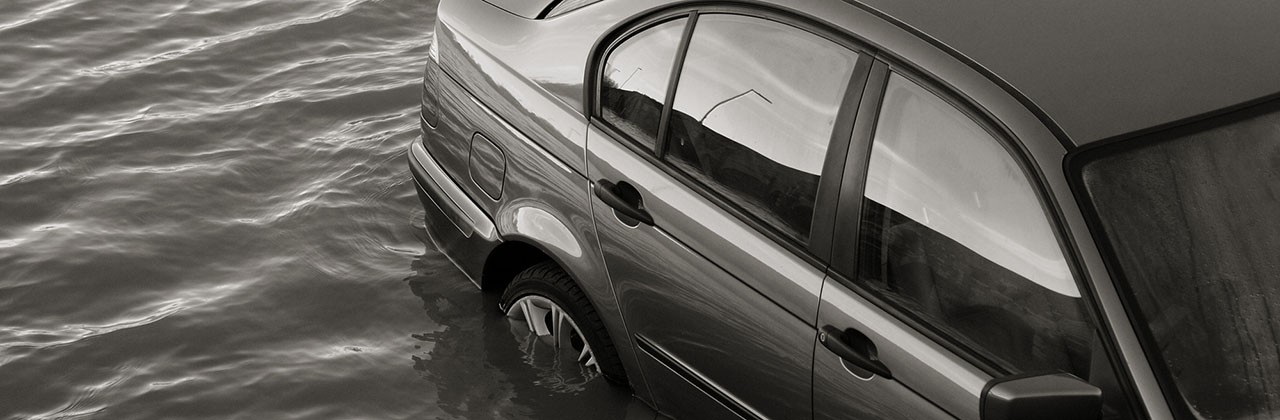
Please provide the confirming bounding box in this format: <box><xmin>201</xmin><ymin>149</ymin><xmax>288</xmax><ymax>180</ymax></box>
<box><xmin>0</xmin><ymin>1</ymin><xmax>647</xmax><ymax>418</ymax></box>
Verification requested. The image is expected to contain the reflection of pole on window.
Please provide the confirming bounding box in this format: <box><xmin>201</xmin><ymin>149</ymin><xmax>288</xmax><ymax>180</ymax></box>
<box><xmin>699</xmin><ymin>88</ymin><xmax>772</xmax><ymax>124</ymax></box>
<box><xmin>619</xmin><ymin>67</ymin><xmax>642</xmax><ymax>89</ymax></box>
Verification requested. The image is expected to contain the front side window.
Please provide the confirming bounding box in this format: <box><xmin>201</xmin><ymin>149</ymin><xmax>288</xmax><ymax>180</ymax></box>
<box><xmin>599</xmin><ymin>18</ymin><xmax>687</xmax><ymax>151</ymax></box>
<box><xmin>856</xmin><ymin>73</ymin><xmax>1128</xmax><ymax>415</ymax></box>
<box><xmin>1079</xmin><ymin>102</ymin><xmax>1280</xmax><ymax>420</ymax></box>
<box><xmin>664</xmin><ymin>14</ymin><xmax>858</xmax><ymax>242</ymax></box>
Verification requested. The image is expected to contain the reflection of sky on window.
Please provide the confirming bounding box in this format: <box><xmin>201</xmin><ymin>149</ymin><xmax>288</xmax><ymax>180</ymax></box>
<box><xmin>603</xmin><ymin>19</ymin><xmax>687</xmax><ymax>105</ymax></box>
<box><xmin>864</xmin><ymin>74</ymin><xmax>1076</xmax><ymax>297</ymax></box>
<box><xmin>673</xmin><ymin>15</ymin><xmax>856</xmax><ymax>175</ymax></box>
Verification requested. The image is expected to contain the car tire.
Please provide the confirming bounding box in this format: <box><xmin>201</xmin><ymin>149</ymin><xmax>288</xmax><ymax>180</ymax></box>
<box><xmin>500</xmin><ymin>261</ymin><xmax>627</xmax><ymax>383</ymax></box>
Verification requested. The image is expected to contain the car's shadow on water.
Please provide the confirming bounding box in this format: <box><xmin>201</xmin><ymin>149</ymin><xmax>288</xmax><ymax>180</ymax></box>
<box><xmin>401</xmin><ymin>232</ymin><xmax>663</xmax><ymax>419</ymax></box>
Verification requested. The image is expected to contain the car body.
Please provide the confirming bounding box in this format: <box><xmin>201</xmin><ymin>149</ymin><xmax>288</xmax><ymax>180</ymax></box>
<box><xmin>407</xmin><ymin>0</ymin><xmax>1280</xmax><ymax>419</ymax></box>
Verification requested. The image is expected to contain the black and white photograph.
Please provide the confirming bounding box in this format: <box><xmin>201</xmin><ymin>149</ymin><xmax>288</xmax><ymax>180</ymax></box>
<box><xmin>2</xmin><ymin>0</ymin><xmax>1277</xmax><ymax>419</ymax></box>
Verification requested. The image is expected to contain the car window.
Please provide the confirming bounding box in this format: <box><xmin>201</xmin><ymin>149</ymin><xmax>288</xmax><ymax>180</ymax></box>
<box><xmin>664</xmin><ymin>14</ymin><xmax>858</xmax><ymax>242</ymax></box>
<box><xmin>599</xmin><ymin>18</ymin><xmax>687</xmax><ymax>151</ymax></box>
<box><xmin>1079</xmin><ymin>103</ymin><xmax>1280</xmax><ymax>420</ymax></box>
<box><xmin>855</xmin><ymin>73</ymin><xmax>1131</xmax><ymax>417</ymax></box>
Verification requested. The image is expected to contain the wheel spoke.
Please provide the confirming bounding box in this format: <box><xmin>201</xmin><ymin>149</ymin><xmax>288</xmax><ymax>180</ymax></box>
<box><xmin>517</xmin><ymin>299</ymin><xmax>533</xmax><ymax>328</ymax></box>
<box><xmin>554</xmin><ymin>308</ymin><xmax>574</xmax><ymax>349</ymax></box>
<box><xmin>505</xmin><ymin>295</ymin><xmax>600</xmax><ymax>374</ymax></box>
<box><xmin>549</xmin><ymin>305</ymin><xmax>561</xmax><ymax>341</ymax></box>
<box><xmin>522</xmin><ymin>300</ymin><xmax>541</xmax><ymax>335</ymax></box>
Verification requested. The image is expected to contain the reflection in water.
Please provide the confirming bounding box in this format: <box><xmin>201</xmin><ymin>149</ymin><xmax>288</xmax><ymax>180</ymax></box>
<box><xmin>0</xmin><ymin>0</ymin><xmax>658</xmax><ymax>417</ymax></box>
<box><xmin>404</xmin><ymin>249</ymin><xmax>658</xmax><ymax>419</ymax></box>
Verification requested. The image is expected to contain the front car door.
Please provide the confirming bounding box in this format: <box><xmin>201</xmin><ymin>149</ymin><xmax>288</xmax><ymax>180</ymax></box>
<box><xmin>585</xmin><ymin>8</ymin><xmax>868</xmax><ymax>420</ymax></box>
<box><xmin>814</xmin><ymin>64</ymin><xmax>1139</xmax><ymax>419</ymax></box>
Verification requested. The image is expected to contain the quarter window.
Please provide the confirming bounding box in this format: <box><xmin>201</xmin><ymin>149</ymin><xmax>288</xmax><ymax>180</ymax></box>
<box><xmin>664</xmin><ymin>14</ymin><xmax>859</xmax><ymax>242</ymax></box>
<box><xmin>856</xmin><ymin>73</ymin><xmax>1099</xmax><ymax>380</ymax></box>
<box><xmin>599</xmin><ymin>18</ymin><xmax>688</xmax><ymax>151</ymax></box>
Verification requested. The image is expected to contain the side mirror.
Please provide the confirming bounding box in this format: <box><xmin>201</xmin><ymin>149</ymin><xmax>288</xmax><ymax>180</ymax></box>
<box><xmin>981</xmin><ymin>373</ymin><xmax>1102</xmax><ymax>420</ymax></box>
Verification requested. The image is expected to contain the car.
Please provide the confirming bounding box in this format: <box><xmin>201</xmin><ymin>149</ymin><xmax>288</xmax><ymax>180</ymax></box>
<box><xmin>406</xmin><ymin>0</ymin><xmax>1280</xmax><ymax>419</ymax></box>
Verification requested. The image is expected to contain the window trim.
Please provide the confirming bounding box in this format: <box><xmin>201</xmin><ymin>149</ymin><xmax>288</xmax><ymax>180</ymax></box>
<box><xmin>654</xmin><ymin>11</ymin><xmax>698</xmax><ymax>161</ymax></box>
<box><xmin>596</xmin><ymin>13</ymin><xmax>692</xmax><ymax>153</ymax></box>
<box><xmin>829</xmin><ymin>58</ymin><xmax>1146</xmax><ymax>419</ymax></box>
<box><xmin>584</xmin><ymin>4</ymin><xmax>876</xmax><ymax>267</ymax></box>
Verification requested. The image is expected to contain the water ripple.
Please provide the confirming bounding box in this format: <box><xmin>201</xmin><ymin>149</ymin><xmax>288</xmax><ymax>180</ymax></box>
<box><xmin>85</xmin><ymin>1</ymin><xmax>371</xmax><ymax>76</ymax></box>
<box><xmin>0</xmin><ymin>0</ymin><xmax>81</xmax><ymax>33</ymax></box>
<box><xmin>0</xmin><ymin>281</ymin><xmax>249</xmax><ymax>355</ymax></box>
<box><xmin>0</xmin><ymin>0</ymin><xmax>646</xmax><ymax>418</ymax></box>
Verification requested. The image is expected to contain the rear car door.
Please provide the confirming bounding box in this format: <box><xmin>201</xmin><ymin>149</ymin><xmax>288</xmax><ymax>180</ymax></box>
<box><xmin>813</xmin><ymin>65</ymin><xmax>1137</xmax><ymax>419</ymax></box>
<box><xmin>585</xmin><ymin>10</ymin><xmax>868</xmax><ymax>420</ymax></box>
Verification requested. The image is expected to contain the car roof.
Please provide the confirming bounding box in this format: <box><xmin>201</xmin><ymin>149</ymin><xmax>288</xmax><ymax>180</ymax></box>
<box><xmin>845</xmin><ymin>0</ymin><xmax>1280</xmax><ymax>146</ymax></box>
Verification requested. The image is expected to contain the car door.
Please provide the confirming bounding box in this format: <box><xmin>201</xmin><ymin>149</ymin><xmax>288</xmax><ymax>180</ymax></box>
<box><xmin>813</xmin><ymin>65</ymin><xmax>1138</xmax><ymax>419</ymax></box>
<box><xmin>584</xmin><ymin>10</ymin><xmax>868</xmax><ymax>420</ymax></box>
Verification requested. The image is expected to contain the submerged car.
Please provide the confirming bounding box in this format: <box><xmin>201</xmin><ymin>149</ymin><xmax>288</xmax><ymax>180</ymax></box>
<box><xmin>407</xmin><ymin>0</ymin><xmax>1280</xmax><ymax>418</ymax></box>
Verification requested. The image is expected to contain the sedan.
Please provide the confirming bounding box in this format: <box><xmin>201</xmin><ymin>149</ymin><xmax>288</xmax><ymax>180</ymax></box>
<box><xmin>407</xmin><ymin>0</ymin><xmax>1280</xmax><ymax>419</ymax></box>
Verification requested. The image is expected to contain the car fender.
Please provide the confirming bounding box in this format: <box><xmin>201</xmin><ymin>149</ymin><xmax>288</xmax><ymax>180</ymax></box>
<box><xmin>497</xmin><ymin>201</ymin><xmax>586</xmax><ymax>261</ymax></box>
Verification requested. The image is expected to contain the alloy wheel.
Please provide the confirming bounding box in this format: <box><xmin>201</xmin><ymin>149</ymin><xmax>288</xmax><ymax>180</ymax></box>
<box><xmin>505</xmin><ymin>295</ymin><xmax>599</xmax><ymax>371</ymax></box>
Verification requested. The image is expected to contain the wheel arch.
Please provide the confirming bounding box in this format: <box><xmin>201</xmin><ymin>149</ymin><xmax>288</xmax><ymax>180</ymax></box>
<box><xmin>481</xmin><ymin>236</ymin><xmax>621</xmax><ymax>342</ymax></box>
<box><xmin>483</xmin><ymin>201</ymin><xmax>595</xmax><ymax>290</ymax></box>
<box><xmin>481</xmin><ymin>240</ymin><xmax>555</xmax><ymax>292</ymax></box>
<box><xmin>480</xmin><ymin>233</ymin><xmax>600</xmax><ymax>302</ymax></box>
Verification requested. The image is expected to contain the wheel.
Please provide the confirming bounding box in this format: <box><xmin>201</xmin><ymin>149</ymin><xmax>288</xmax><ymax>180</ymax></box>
<box><xmin>500</xmin><ymin>261</ymin><xmax>627</xmax><ymax>382</ymax></box>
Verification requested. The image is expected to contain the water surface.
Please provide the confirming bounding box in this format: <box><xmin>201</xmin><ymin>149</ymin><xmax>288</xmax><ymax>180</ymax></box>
<box><xmin>0</xmin><ymin>0</ymin><xmax>641</xmax><ymax>418</ymax></box>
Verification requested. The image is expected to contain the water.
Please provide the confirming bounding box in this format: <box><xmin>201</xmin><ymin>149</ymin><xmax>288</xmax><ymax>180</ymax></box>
<box><xmin>0</xmin><ymin>1</ymin><xmax>645</xmax><ymax>418</ymax></box>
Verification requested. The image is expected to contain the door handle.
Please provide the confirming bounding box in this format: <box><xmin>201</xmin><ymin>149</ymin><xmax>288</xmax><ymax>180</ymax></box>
<box><xmin>820</xmin><ymin>325</ymin><xmax>893</xmax><ymax>379</ymax></box>
<box><xmin>593</xmin><ymin>179</ymin><xmax>654</xmax><ymax>226</ymax></box>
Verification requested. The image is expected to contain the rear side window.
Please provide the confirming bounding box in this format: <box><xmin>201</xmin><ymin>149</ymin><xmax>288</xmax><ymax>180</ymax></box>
<box><xmin>599</xmin><ymin>18</ymin><xmax>688</xmax><ymax>151</ymax></box>
<box><xmin>664</xmin><ymin>14</ymin><xmax>858</xmax><ymax>242</ymax></box>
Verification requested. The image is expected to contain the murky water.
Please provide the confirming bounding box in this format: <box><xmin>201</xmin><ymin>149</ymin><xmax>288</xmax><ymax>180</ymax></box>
<box><xmin>0</xmin><ymin>1</ymin><xmax>645</xmax><ymax>418</ymax></box>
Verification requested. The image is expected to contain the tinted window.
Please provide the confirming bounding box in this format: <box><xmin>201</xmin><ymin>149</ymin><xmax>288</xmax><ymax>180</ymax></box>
<box><xmin>600</xmin><ymin>18</ymin><xmax>687</xmax><ymax>151</ymax></box>
<box><xmin>856</xmin><ymin>75</ymin><xmax>1128</xmax><ymax>411</ymax></box>
<box><xmin>1081</xmin><ymin>104</ymin><xmax>1280</xmax><ymax>420</ymax></box>
<box><xmin>665</xmin><ymin>14</ymin><xmax>858</xmax><ymax>242</ymax></box>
